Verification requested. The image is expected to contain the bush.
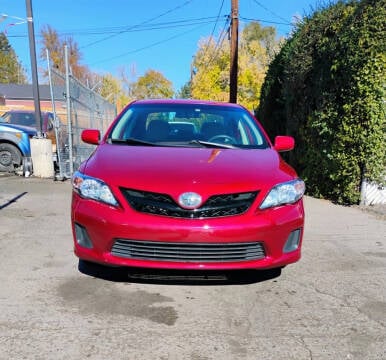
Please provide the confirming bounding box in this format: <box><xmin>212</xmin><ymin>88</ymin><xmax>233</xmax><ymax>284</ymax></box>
<box><xmin>257</xmin><ymin>0</ymin><xmax>386</xmax><ymax>204</ymax></box>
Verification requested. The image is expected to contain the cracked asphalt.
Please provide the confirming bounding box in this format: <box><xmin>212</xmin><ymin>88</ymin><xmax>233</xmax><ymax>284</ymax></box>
<box><xmin>0</xmin><ymin>175</ymin><xmax>385</xmax><ymax>360</ymax></box>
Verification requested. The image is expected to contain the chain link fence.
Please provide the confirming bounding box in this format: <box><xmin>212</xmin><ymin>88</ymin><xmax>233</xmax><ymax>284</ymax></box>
<box><xmin>47</xmin><ymin>59</ymin><xmax>116</xmax><ymax>179</ymax></box>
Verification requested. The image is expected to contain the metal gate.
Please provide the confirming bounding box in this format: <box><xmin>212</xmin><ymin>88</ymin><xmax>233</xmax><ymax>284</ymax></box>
<box><xmin>46</xmin><ymin>47</ymin><xmax>116</xmax><ymax>179</ymax></box>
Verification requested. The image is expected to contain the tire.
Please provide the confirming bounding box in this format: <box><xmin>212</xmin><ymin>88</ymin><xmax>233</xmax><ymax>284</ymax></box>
<box><xmin>0</xmin><ymin>143</ymin><xmax>22</xmax><ymax>172</ymax></box>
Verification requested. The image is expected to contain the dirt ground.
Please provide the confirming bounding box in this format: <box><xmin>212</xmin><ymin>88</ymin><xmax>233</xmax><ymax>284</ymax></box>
<box><xmin>0</xmin><ymin>174</ymin><xmax>385</xmax><ymax>360</ymax></box>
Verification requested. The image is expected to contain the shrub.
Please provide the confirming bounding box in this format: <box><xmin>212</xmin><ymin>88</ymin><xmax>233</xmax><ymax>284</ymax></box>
<box><xmin>257</xmin><ymin>0</ymin><xmax>385</xmax><ymax>204</ymax></box>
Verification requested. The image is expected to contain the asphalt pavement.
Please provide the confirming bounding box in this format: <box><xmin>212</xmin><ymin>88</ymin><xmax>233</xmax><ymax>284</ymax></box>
<box><xmin>0</xmin><ymin>174</ymin><xmax>385</xmax><ymax>360</ymax></box>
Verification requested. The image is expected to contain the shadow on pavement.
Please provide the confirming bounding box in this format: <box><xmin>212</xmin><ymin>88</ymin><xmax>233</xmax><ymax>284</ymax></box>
<box><xmin>0</xmin><ymin>191</ymin><xmax>27</xmax><ymax>210</ymax></box>
<box><xmin>78</xmin><ymin>260</ymin><xmax>282</xmax><ymax>285</ymax></box>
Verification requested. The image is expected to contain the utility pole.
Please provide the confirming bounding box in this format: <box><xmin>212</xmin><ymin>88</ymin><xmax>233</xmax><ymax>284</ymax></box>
<box><xmin>25</xmin><ymin>0</ymin><xmax>42</xmax><ymax>133</ymax></box>
<box><xmin>26</xmin><ymin>0</ymin><xmax>54</xmax><ymax>178</ymax></box>
<box><xmin>229</xmin><ymin>0</ymin><xmax>239</xmax><ymax>103</ymax></box>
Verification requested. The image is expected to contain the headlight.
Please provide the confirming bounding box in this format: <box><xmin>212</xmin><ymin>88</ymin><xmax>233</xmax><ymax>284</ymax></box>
<box><xmin>260</xmin><ymin>179</ymin><xmax>305</xmax><ymax>210</ymax></box>
<box><xmin>72</xmin><ymin>171</ymin><xmax>119</xmax><ymax>206</ymax></box>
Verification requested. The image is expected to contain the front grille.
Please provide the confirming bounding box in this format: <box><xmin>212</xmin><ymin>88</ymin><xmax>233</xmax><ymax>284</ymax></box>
<box><xmin>120</xmin><ymin>188</ymin><xmax>258</xmax><ymax>218</ymax></box>
<box><xmin>111</xmin><ymin>239</ymin><xmax>265</xmax><ymax>263</ymax></box>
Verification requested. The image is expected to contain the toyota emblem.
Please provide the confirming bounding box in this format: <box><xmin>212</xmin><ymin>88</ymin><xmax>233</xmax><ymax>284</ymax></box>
<box><xmin>178</xmin><ymin>192</ymin><xmax>202</xmax><ymax>209</ymax></box>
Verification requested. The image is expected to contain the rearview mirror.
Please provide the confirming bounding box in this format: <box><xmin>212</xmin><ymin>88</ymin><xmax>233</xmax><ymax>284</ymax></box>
<box><xmin>273</xmin><ymin>136</ymin><xmax>295</xmax><ymax>152</ymax></box>
<box><xmin>81</xmin><ymin>129</ymin><xmax>100</xmax><ymax>145</ymax></box>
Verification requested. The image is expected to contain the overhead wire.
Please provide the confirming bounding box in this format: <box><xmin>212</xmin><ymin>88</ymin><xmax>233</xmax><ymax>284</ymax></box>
<box><xmin>239</xmin><ymin>16</ymin><xmax>292</xmax><ymax>26</ymax></box>
<box><xmin>5</xmin><ymin>17</ymin><xmax>224</xmax><ymax>38</ymax></box>
<box><xmin>209</xmin><ymin>0</ymin><xmax>226</xmax><ymax>38</ymax></box>
<box><xmin>190</xmin><ymin>0</ymin><xmax>227</xmax><ymax>80</ymax></box>
<box><xmin>251</xmin><ymin>0</ymin><xmax>290</xmax><ymax>24</ymax></box>
<box><xmin>55</xmin><ymin>17</ymin><xmax>222</xmax><ymax>36</ymax></box>
<box><xmin>80</xmin><ymin>0</ymin><xmax>195</xmax><ymax>49</ymax></box>
<box><xmin>90</xmin><ymin>21</ymin><xmax>211</xmax><ymax>66</ymax></box>
<box><xmin>3</xmin><ymin>0</ymin><xmax>296</xmax><ymax>72</ymax></box>
<box><xmin>198</xmin><ymin>15</ymin><xmax>230</xmax><ymax>73</ymax></box>
<box><xmin>210</xmin><ymin>18</ymin><xmax>230</xmax><ymax>62</ymax></box>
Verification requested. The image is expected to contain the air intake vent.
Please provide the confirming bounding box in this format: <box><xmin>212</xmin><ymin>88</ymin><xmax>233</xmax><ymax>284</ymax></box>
<box><xmin>111</xmin><ymin>239</ymin><xmax>265</xmax><ymax>263</ymax></box>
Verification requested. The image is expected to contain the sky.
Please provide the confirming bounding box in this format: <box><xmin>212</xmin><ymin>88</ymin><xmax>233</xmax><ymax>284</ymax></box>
<box><xmin>0</xmin><ymin>0</ymin><xmax>331</xmax><ymax>91</ymax></box>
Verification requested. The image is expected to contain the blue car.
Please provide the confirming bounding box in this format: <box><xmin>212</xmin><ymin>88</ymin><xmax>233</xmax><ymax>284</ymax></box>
<box><xmin>0</xmin><ymin>122</ymin><xmax>36</xmax><ymax>173</ymax></box>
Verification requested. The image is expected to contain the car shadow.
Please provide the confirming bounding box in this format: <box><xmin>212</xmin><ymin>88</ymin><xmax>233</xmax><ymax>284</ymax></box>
<box><xmin>78</xmin><ymin>260</ymin><xmax>282</xmax><ymax>285</ymax></box>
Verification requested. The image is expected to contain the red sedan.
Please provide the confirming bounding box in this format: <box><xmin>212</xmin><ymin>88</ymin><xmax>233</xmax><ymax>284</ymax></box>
<box><xmin>71</xmin><ymin>99</ymin><xmax>305</xmax><ymax>271</ymax></box>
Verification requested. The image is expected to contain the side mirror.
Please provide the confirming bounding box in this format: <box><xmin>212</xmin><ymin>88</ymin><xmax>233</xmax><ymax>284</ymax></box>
<box><xmin>273</xmin><ymin>136</ymin><xmax>295</xmax><ymax>152</ymax></box>
<box><xmin>81</xmin><ymin>129</ymin><xmax>100</xmax><ymax>145</ymax></box>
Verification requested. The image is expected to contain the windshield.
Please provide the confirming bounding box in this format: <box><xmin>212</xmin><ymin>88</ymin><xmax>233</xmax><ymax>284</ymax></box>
<box><xmin>109</xmin><ymin>103</ymin><xmax>268</xmax><ymax>149</ymax></box>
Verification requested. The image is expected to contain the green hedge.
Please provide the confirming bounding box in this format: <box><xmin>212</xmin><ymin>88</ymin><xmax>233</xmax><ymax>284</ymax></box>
<box><xmin>257</xmin><ymin>0</ymin><xmax>385</xmax><ymax>204</ymax></box>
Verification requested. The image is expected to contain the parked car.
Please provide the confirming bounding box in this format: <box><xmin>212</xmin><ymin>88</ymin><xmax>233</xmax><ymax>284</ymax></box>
<box><xmin>0</xmin><ymin>122</ymin><xmax>36</xmax><ymax>173</ymax></box>
<box><xmin>0</xmin><ymin>110</ymin><xmax>66</xmax><ymax>153</ymax></box>
<box><xmin>71</xmin><ymin>99</ymin><xmax>305</xmax><ymax>272</ymax></box>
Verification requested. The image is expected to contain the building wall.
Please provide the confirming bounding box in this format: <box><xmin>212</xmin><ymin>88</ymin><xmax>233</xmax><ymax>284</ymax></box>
<box><xmin>0</xmin><ymin>99</ymin><xmax>66</xmax><ymax>116</ymax></box>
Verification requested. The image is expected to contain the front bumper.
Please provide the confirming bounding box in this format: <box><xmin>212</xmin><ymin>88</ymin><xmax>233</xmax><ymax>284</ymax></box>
<box><xmin>71</xmin><ymin>193</ymin><xmax>304</xmax><ymax>270</ymax></box>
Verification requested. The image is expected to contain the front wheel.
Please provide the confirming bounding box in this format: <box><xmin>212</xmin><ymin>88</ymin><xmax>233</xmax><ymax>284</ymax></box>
<box><xmin>0</xmin><ymin>143</ymin><xmax>22</xmax><ymax>172</ymax></box>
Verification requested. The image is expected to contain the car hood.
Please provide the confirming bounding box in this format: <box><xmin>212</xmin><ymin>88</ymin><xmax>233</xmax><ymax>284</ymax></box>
<box><xmin>82</xmin><ymin>144</ymin><xmax>297</xmax><ymax>197</ymax></box>
<box><xmin>0</xmin><ymin>122</ymin><xmax>37</xmax><ymax>136</ymax></box>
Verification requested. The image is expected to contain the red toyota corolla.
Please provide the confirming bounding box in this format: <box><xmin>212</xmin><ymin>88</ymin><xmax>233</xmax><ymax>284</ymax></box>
<box><xmin>71</xmin><ymin>99</ymin><xmax>305</xmax><ymax>271</ymax></box>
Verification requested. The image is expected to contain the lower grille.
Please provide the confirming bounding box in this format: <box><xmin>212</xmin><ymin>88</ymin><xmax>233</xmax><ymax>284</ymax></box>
<box><xmin>111</xmin><ymin>239</ymin><xmax>265</xmax><ymax>263</ymax></box>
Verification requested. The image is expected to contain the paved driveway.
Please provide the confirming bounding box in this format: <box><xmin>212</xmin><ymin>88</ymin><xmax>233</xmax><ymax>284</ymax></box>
<box><xmin>0</xmin><ymin>175</ymin><xmax>385</xmax><ymax>360</ymax></box>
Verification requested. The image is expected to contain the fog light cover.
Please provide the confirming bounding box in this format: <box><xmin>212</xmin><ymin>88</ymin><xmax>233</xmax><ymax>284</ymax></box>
<box><xmin>75</xmin><ymin>223</ymin><xmax>93</xmax><ymax>249</ymax></box>
<box><xmin>283</xmin><ymin>229</ymin><xmax>301</xmax><ymax>253</ymax></box>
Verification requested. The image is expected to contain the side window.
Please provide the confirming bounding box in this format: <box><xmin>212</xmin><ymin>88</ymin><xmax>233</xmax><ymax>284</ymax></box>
<box><xmin>15</xmin><ymin>113</ymin><xmax>35</xmax><ymax>127</ymax></box>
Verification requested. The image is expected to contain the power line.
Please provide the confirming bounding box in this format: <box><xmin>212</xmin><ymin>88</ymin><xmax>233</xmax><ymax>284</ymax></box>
<box><xmin>90</xmin><ymin>22</ymin><xmax>208</xmax><ymax>66</ymax></box>
<box><xmin>239</xmin><ymin>16</ymin><xmax>292</xmax><ymax>26</ymax></box>
<box><xmin>196</xmin><ymin>15</ymin><xmax>230</xmax><ymax>75</ymax></box>
<box><xmin>5</xmin><ymin>16</ymin><xmax>291</xmax><ymax>38</ymax></box>
<box><xmin>5</xmin><ymin>17</ymin><xmax>222</xmax><ymax>38</ymax></box>
<box><xmin>55</xmin><ymin>17</ymin><xmax>222</xmax><ymax>36</ymax></box>
<box><xmin>251</xmin><ymin>0</ymin><xmax>290</xmax><ymax>24</ymax></box>
<box><xmin>199</xmin><ymin>0</ymin><xmax>226</xmax><ymax>64</ymax></box>
<box><xmin>5</xmin><ymin>15</ymin><xmax>292</xmax><ymax>39</ymax></box>
<box><xmin>57</xmin><ymin>19</ymin><xmax>219</xmax><ymax>37</ymax></box>
<box><xmin>208</xmin><ymin>18</ymin><xmax>230</xmax><ymax>65</ymax></box>
<box><xmin>207</xmin><ymin>0</ymin><xmax>226</xmax><ymax>43</ymax></box>
<box><xmin>80</xmin><ymin>0</ymin><xmax>195</xmax><ymax>49</ymax></box>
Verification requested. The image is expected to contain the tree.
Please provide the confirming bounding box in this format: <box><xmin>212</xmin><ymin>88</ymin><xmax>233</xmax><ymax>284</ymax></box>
<box><xmin>191</xmin><ymin>38</ymin><xmax>230</xmax><ymax>102</ymax></box>
<box><xmin>190</xmin><ymin>22</ymin><xmax>281</xmax><ymax>110</ymax></box>
<box><xmin>117</xmin><ymin>64</ymin><xmax>137</xmax><ymax>98</ymax></box>
<box><xmin>0</xmin><ymin>33</ymin><xmax>27</xmax><ymax>83</ymax></box>
<box><xmin>242</xmin><ymin>22</ymin><xmax>278</xmax><ymax>61</ymax></box>
<box><xmin>131</xmin><ymin>70</ymin><xmax>174</xmax><ymax>99</ymax></box>
<box><xmin>177</xmin><ymin>81</ymin><xmax>192</xmax><ymax>99</ymax></box>
<box><xmin>257</xmin><ymin>0</ymin><xmax>386</xmax><ymax>205</ymax></box>
<box><xmin>97</xmin><ymin>73</ymin><xmax>131</xmax><ymax>110</ymax></box>
<box><xmin>39</xmin><ymin>25</ymin><xmax>63</xmax><ymax>73</ymax></box>
<box><xmin>40</xmin><ymin>25</ymin><xmax>89</xmax><ymax>82</ymax></box>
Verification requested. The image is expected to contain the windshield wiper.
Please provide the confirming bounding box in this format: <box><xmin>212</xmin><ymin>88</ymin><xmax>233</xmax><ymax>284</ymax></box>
<box><xmin>110</xmin><ymin>138</ymin><xmax>157</xmax><ymax>146</ymax></box>
<box><xmin>110</xmin><ymin>138</ymin><xmax>237</xmax><ymax>149</ymax></box>
<box><xmin>188</xmin><ymin>140</ymin><xmax>237</xmax><ymax>149</ymax></box>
